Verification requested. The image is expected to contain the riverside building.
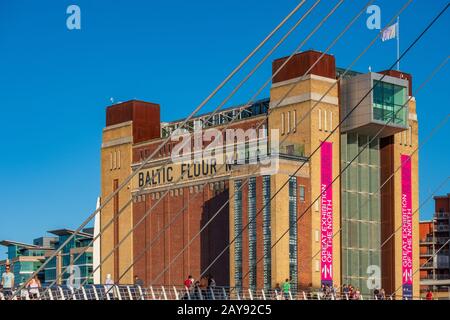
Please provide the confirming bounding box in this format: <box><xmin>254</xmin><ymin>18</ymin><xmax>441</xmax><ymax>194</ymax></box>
<box><xmin>99</xmin><ymin>50</ymin><xmax>419</xmax><ymax>297</ymax></box>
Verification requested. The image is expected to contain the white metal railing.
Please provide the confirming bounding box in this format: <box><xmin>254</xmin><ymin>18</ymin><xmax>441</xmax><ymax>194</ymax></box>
<box><xmin>0</xmin><ymin>285</ymin><xmax>441</xmax><ymax>301</ymax></box>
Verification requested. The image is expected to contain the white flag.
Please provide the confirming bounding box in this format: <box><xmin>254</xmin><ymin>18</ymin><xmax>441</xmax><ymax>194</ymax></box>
<box><xmin>381</xmin><ymin>22</ymin><xmax>397</xmax><ymax>42</ymax></box>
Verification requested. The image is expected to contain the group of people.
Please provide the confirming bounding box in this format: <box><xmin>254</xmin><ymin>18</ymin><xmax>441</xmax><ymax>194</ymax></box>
<box><xmin>1</xmin><ymin>263</ymin><xmax>42</xmax><ymax>300</ymax></box>
<box><xmin>273</xmin><ymin>279</ymin><xmax>292</xmax><ymax>300</ymax></box>
<box><xmin>183</xmin><ymin>274</ymin><xmax>217</xmax><ymax>299</ymax></box>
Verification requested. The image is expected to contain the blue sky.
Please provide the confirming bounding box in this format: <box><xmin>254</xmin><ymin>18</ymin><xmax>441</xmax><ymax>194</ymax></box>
<box><xmin>0</xmin><ymin>0</ymin><xmax>449</xmax><ymax>259</ymax></box>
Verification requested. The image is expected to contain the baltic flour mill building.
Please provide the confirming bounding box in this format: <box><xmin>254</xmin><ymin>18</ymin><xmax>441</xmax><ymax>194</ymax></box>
<box><xmin>99</xmin><ymin>50</ymin><xmax>419</xmax><ymax>298</ymax></box>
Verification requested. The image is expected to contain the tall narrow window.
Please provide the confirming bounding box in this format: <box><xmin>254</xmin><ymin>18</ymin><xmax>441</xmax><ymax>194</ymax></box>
<box><xmin>293</xmin><ymin>110</ymin><xmax>297</xmax><ymax>133</ymax></box>
<box><xmin>324</xmin><ymin>110</ymin><xmax>328</xmax><ymax>131</ymax></box>
<box><xmin>248</xmin><ymin>177</ymin><xmax>257</xmax><ymax>291</ymax></box>
<box><xmin>299</xmin><ymin>185</ymin><xmax>305</xmax><ymax>202</ymax></box>
<box><xmin>287</xmin><ymin>111</ymin><xmax>291</xmax><ymax>133</ymax></box>
<box><xmin>329</xmin><ymin>111</ymin><xmax>333</xmax><ymax>131</ymax></box>
<box><xmin>409</xmin><ymin>126</ymin><xmax>412</xmax><ymax>146</ymax></box>
<box><xmin>262</xmin><ymin>176</ymin><xmax>272</xmax><ymax>291</ymax></box>
<box><xmin>289</xmin><ymin>177</ymin><xmax>298</xmax><ymax>293</ymax></box>
<box><xmin>113</xmin><ymin>179</ymin><xmax>119</xmax><ymax>280</ymax></box>
<box><xmin>318</xmin><ymin>109</ymin><xmax>322</xmax><ymax>130</ymax></box>
<box><xmin>281</xmin><ymin>113</ymin><xmax>285</xmax><ymax>135</ymax></box>
<box><xmin>234</xmin><ymin>180</ymin><xmax>243</xmax><ymax>291</ymax></box>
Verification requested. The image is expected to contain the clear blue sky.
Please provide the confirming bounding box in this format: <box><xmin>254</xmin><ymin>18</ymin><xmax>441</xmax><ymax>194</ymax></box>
<box><xmin>0</xmin><ymin>0</ymin><xmax>449</xmax><ymax>259</ymax></box>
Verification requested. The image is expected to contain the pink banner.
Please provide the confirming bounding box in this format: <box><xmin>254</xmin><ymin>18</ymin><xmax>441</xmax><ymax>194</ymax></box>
<box><xmin>401</xmin><ymin>154</ymin><xmax>413</xmax><ymax>298</ymax></box>
<box><xmin>320</xmin><ymin>141</ymin><xmax>333</xmax><ymax>284</ymax></box>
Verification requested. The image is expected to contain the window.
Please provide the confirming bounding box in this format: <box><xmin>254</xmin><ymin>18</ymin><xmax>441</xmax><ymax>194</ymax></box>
<box><xmin>341</xmin><ymin>132</ymin><xmax>382</xmax><ymax>295</ymax></box>
<box><xmin>409</xmin><ymin>126</ymin><xmax>412</xmax><ymax>146</ymax></box>
<box><xmin>318</xmin><ymin>109</ymin><xmax>322</xmax><ymax>130</ymax></box>
<box><xmin>234</xmin><ymin>180</ymin><xmax>243</xmax><ymax>290</ymax></box>
<box><xmin>262</xmin><ymin>176</ymin><xmax>271</xmax><ymax>291</ymax></box>
<box><xmin>373</xmin><ymin>81</ymin><xmax>407</xmax><ymax>125</ymax></box>
<box><xmin>324</xmin><ymin>110</ymin><xmax>328</xmax><ymax>131</ymax></box>
<box><xmin>248</xmin><ymin>177</ymin><xmax>257</xmax><ymax>291</ymax></box>
<box><xmin>299</xmin><ymin>186</ymin><xmax>305</xmax><ymax>202</ymax></box>
<box><xmin>293</xmin><ymin>110</ymin><xmax>297</xmax><ymax>133</ymax></box>
<box><xmin>289</xmin><ymin>177</ymin><xmax>298</xmax><ymax>292</ymax></box>
<box><xmin>287</xmin><ymin>111</ymin><xmax>291</xmax><ymax>133</ymax></box>
<box><xmin>281</xmin><ymin>113</ymin><xmax>285</xmax><ymax>135</ymax></box>
<box><xmin>329</xmin><ymin>111</ymin><xmax>333</xmax><ymax>131</ymax></box>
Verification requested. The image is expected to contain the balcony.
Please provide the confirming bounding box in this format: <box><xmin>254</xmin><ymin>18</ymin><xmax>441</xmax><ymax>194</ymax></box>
<box><xmin>435</xmin><ymin>225</ymin><xmax>450</xmax><ymax>232</ymax></box>
<box><xmin>420</xmin><ymin>250</ymin><xmax>434</xmax><ymax>257</ymax></box>
<box><xmin>420</xmin><ymin>237</ymin><xmax>434</xmax><ymax>244</ymax></box>
<box><xmin>435</xmin><ymin>212</ymin><xmax>450</xmax><ymax>220</ymax></box>
<box><xmin>421</xmin><ymin>262</ymin><xmax>436</xmax><ymax>269</ymax></box>
<box><xmin>436</xmin><ymin>237</ymin><xmax>450</xmax><ymax>244</ymax></box>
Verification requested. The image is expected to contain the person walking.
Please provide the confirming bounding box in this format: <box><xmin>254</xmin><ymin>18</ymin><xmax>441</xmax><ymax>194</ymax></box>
<box><xmin>379</xmin><ymin>288</ymin><xmax>386</xmax><ymax>300</ymax></box>
<box><xmin>26</xmin><ymin>275</ymin><xmax>41</xmax><ymax>300</ymax></box>
<box><xmin>426</xmin><ymin>290</ymin><xmax>433</xmax><ymax>300</ymax></box>
<box><xmin>282</xmin><ymin>279</ymin><xmax>291</xmax><ymax>300</ymax></box>
<box><xmin>1</xmin><ymin>264</ymin><xmax>15</xmax><ymax>300</ymax></box>
<box><xmin>184</xmin><ymin>275</ymin><xmax>194</xmax><ymax>289</ymax></box>
<box><xmin>134</xmin><ymin>275</ymin><xmax>144</xmax><ymax>287</ymax></box>
<box><xmin>274</xmin><ymin>283</ymin><xmax>282</xmax><ymax>300</ymax></box>
<box><xmin>105</xmin><ymin>274</ymin><xmax>115</xmax><ymax>299</ymax></box>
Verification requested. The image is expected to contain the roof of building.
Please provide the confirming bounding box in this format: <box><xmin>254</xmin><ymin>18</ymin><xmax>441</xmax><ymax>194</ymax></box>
<box><xmin>0</xmin><ymin>240</ymin><xmax>53</xmax><ymax>250</ymax></box>
<box><xmin>162</xmin><ymin>98</ymin><xmax>270</xmax><ymax>126</ymax></box>
<box><xmin>47</xmin><ymin>229</ymin><xmax>93</xmax><ymax>238</ymax></box>
<box><xmin>433</xmin><ymin>193</ymin><xmax>450</xmax><ymax>199</ymax></box>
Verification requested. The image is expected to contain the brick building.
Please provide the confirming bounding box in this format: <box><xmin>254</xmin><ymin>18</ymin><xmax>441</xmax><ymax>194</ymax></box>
<box><xmin>99</xmin><ymin>50</ymin><xmax>420</xmax><ymax>297</ymax></box>
<box><xmin>419</xmin><ymin>194</ymin><xmax>450</xmax><ymax>298</ymax></box>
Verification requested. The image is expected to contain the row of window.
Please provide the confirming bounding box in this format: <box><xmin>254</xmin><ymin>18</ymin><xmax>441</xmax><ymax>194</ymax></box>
<box><xmin>262</xmin><ymin>176</ymin><xmax>272</xmax><ymax>291</ymax></box>
<box><xmin>109</xmin><ymin>150</ymin><xmax>121</xmax><ymax>170</ymax></box>
<box><xmin>233</xmin><ymin>177</ymin><xmax>300</xmax><ymax>291</ymax></box>
<box><xmin>234</xmin><ymin>180</ymin><xmax>243</xmax><ymax>289</ymax></box>
<box><xmin>318</xmin><ymin>109</ymin><xmax>334</xmax><ymax>132</ymax></box>
<box><xmin>280</xmin><ymin>110</ymin><xmax>297</xmax><ymax>135</ymax></box>
<box><xmin>234</xmin><ymin>177</ymin><xmax>273</xmax><ymax>291</ymax></box>
<box><xmin>288</xmin><ymin>177</ymin><xmax>298</xmax><ymax>292</ymax></box>
<box><xmin>248</xmin><ymin>178</ymin><xmax>257</xmax><ymax>291</ymax></box>
<box><xmin>280</xmin><ymin>108</ymin><xmax>334</xmax><ymax>134</ymax></box>
<box><xmin>399</xmin><ymin>126</ymin><xmax>413</xmax><ymax>146</ymax></box>
<box><xmin>134</xmin><ymin>181</ymin><xmax>228</xmax><ymax>202</ymax></box>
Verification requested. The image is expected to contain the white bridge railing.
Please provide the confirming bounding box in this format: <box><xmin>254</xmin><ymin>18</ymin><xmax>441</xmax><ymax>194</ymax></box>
<box><xmin>0</xmin><ymin>285</ymin><xmax>429</xmax><ymax>301</ymax></box>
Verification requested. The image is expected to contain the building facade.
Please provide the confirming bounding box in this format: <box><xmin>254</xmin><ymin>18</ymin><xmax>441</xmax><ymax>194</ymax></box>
<box><xmin>419</xmin><ymin>194</ymin><xmax>450</xmax><ymax>298</ymax></box>
<box><xmin>100</xmin><ymin>50</ymin><xmax>420</xmax><ymax>297</ymax></box>
<box><xmin>0</xmin><ymin>229</ymin><xmax>94</xmax><ymax>286</ymax></box>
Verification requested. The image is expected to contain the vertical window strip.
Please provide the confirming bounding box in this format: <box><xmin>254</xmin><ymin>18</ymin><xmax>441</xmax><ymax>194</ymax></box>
<box><xmin>293</xmin><ymin>110</ymin><xmax>297</xmax><ymax>133</ymax></box>
<box><xmin>118</xmin><ymin>150</ymin><xmax>121</xmax><ymax>169</ymax></box>
<box><xmin>329</xmin><ymin>111</ymin><xmax>333</xmax><ymax>131</ymax></box>
<box><xmin>234</xmin><ymin>180</ymin><xmax>243</xmax><ymax>291</ymax></box>
<box><xmin>248</xmin><ymin>177</ymin><xmax>257</xmax><ymax>291</ymax></box>
<box><xmin>287</xmin><ymin>111</ymin><xmax>291</xmax><ymax>133</ymax></box>
<box><xmin>299</xmin><ymin>186</ymin><xmax>305</xmax><ymax>202</ymax></box>
<box><xmin>281</xmin><ymin>113</ymin><xmax>285</xmax><ymax>135</ymax></box>
<box><xmin>288</xmin><ymin>177</ymin><xmax>298</xmax><ymax>293</ymax></box>
<box><xmin>262</xmin><ymin>176</ymin><xmax>272</xmax><ymax>291</ymax></box>
<box><xmin>318</xmin><ymin>109</ymin><xmax>322</xmax><ymax>130</ymax></box>
<box><xmin>324</xmin><ymin>110</ymin><xmax>328</xmax><ymax>132</ymax></box>
<box><xmin>409</xmin><ymin>126</ymin><xmax>412</xmax><ymax>146</ymax></box>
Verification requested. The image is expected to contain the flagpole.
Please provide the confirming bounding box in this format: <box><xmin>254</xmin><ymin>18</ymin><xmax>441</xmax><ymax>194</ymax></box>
<box><xmin>397</xmin><ymin>16</ymin><xmax>400</xmax><ymax>71</ymax></box>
